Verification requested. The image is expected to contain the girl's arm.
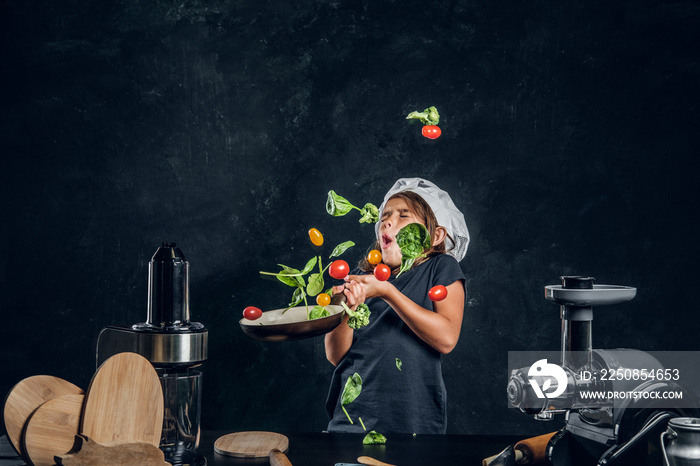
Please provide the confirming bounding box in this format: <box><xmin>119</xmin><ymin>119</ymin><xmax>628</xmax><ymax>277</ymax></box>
<box><xmin>324</xmin><ymin>280</ymin><xmax>366</xmax><ymax>366</ymax></box>
<box><xmin>343</xmin><ymin>274</ymin><xmax>465</xmax><ymax>355</ymax></box>
<box><xmin>324</xmin><ymin>312</ymin><xmax>353</xmax><ymax>366</ymax></box>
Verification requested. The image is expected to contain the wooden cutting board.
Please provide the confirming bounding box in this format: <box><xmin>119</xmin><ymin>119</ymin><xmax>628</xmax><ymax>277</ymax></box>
<box><xmin>23</xmin><ymin>394</ymin><xmax>85</xmax><ymax>466</ymax></box>
<box><xmin>214</xmin><ymin>431</ymin><xmax>289</xmax><ymax>458</ymax></box>
<box><xmin>55</xmin><ymin>435</ymin><xmax>170</xmax><ymax>466</ymax></box>
<box><xmin>80</xmin><ymin>352</ymin><xmax>164</xmax><ymax>447</ymax></box>
<box><xmin>2</xmin><ymin>375</ymin><xmax>84</xmax><ymax>461</ymax></box>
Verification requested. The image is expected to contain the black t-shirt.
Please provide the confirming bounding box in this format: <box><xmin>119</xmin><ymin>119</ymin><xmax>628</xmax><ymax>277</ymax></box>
<box><xmin>325</xmin><ymin>254</ymin><xmax>466</xmax><ymax>434</ymax></box>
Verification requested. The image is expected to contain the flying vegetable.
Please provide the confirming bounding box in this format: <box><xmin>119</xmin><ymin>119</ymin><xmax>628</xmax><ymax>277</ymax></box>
<box><xmin>373</xmin><ymin>263</ymin><xmax>391</xmax><ymax>281</ymax></box>
<box><xmin>341</xmin><ymin>301</ymin><xmax>371</xmax><ymax>329</ymax></box>
<box><xmin>406</xmin><ymin>106</ymin><xmax>441</xmax><ymax>139</ymax></box>
<box><xmin>259</xmin><ymin>240</ymin><xmax>354</xmax><ymax>319</ymax></box>
<box><xmin>326</xmin><ymin>190</ymin><xmax>379</xmax><ymax>224</ymax></box>
<box><xmin>395</xmin><ymin>222</ymin><xmax>431</xmax><ymax>277</ymax></box>
<box><xmin>341</xmin><ymin>372</ymin><xmax>363</xmax><ymax>424</ymax></box>
<box><xmin>428</xmin><ymin>285</ymin><xmax>448</xmax><ymax>302</ymax></box>
<box><xmin>308</xmin><ymin>228</ymin><xmax>324</xmax><ymax>246</ymax></box>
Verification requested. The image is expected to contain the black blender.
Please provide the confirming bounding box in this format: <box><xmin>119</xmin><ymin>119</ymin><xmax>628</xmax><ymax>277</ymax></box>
<box><xmin>96</xmin><ymin>243</ymin><xmax>208</xmax><ymax>466</ymax></box>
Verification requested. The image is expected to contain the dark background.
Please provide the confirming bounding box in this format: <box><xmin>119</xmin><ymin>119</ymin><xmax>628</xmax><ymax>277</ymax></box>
<box><xmin>1</xmin><ymin>0</ymin><xmax>699</xmax><ymax>437</ymax></box>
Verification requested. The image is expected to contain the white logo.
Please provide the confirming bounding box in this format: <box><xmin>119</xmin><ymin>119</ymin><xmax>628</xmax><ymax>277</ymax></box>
<box><xmin>528</xmin><ymin>359</ymin><xmax>568</xmax><ymax>399</ymax></box>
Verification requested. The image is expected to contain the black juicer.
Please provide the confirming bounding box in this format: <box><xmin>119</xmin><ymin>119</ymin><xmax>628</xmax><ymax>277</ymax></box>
<box><xmin>96</xmin><ymin>243</ymin><xmax>208</xmax><ymax>466</ymax></box>
<box><xmin>507</xmin><ymin>276</ymin><xmax>698</xmax><ymax>465</ymax></box>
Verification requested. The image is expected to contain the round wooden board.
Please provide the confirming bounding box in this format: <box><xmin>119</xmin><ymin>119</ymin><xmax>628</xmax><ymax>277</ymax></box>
<box><xmin>2</xmin><ymin>375</ymin><xmax>84</xmax><ymax>461</ymax></box>
<box><xmin>81</xmin><ymin>352</ymin><xmax>164</xmax><ymax>447</ymax></box>
<box><xmin>214</xmin><ymin>431</ymin><xmax>289</xmax><ymax>458</ymax></box>
<box><xmin>24</xmin><ymin>394</ymin><xmax>85</xmax><ymax>466</ymax></box>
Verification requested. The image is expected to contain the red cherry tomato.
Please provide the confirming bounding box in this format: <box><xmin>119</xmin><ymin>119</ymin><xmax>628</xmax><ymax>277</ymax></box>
<box><xmin>428</xmin><ymin>285</ymin><xmax>448</xmax><ymax>302</ymax></box>
<box><xmin>329</xmin><ymin>260</ymin><xmax>349</xmax><ymax>280</ymax></box>
<box><xmin>422</xmin><ymin>125</ymin><xmax>441</xmax><ymax>139</ymax></box>
<box><xmin>243</xmin><ymin>306</ymin><xmax>263</xmax><ymax>320</ymax></box>
<box><xmin>373</xmin><ymin>263</ymin><xmax>391</xmax><ymax>281</ymax></box>
<box><xmin>367</xmin><ymin>249</ymin><xmax>382</xmax><ymax>265</ymax></box>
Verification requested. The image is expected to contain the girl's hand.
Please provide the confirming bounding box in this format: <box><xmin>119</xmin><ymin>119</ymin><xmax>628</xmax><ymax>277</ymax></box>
<box><xmin>332</xmin><ymin>278</ymin><xmax>367</xmax><ymax>309</ymax></box>
<box><xmin>333</xmin><ymin>274</ymin><xmax>393</xmax><ymax>303</ymax></box>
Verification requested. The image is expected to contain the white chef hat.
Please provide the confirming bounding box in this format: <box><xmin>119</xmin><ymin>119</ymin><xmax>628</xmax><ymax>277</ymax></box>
<box><xmin>374</xmin><ymin>178</ymin><xmax>470</xmax><ymax>261</ymax></box>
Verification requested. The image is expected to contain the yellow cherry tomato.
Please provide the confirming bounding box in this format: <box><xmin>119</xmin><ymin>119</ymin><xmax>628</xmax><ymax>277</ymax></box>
<box><xmin>316</xmin><ymin>293</ymin><xmax>331</xmax><ymax>306</ymax></box>
<box><xmin>367</xmin><ymin>249</ymin><xmax>382</xmax><ymax>265</ymax></box>
<box><xmin>308</xmin><ymin>228</ymin><xmax>324</xmax><ymax>246</ymax></box>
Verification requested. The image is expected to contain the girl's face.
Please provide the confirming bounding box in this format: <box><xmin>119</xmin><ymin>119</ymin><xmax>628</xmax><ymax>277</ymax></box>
<box><xmin>377</xmin><ymin>197</ymin><xmax>423</xmax><ymax>268</ymax></box>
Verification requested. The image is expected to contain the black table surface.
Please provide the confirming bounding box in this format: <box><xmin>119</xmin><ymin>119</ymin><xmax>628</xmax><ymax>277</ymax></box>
<box><xmin>1</xmin><ymin>431</ymin><xmax>524</xmax><ymax>466</ymax></box>
<box><xmin>201</xmin><ymin>431</ymin><xmax>522</xmax><ymax>466</ymax></box>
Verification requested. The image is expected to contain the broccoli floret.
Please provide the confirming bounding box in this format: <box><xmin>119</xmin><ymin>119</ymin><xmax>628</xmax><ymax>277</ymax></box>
<box><xmin>406</xmin><ymin>106</ymin><xmax>440</xmax><ymax>125</ymax></box>
<box><xmin>341</xmin><ymin>302</ymin><xmax>371</xmax><ymax>329</ymax></box>
<box><xmin>359</xmin><ymin>203</ymin><xmax>379</xmax><ymax>224</ymax></box>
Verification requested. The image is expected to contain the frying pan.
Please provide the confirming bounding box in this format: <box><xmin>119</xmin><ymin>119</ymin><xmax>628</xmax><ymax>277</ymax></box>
<box><xmin>239</xmin><ymin>304</ymin><xmax>345</xmax><ymax>342</ymax></box>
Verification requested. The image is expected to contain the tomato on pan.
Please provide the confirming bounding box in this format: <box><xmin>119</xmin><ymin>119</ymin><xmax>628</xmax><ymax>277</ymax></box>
<box><xmin>243</xmin><ymin>306</ymin><xmax>263</xmax><ymax>320</ymax></box>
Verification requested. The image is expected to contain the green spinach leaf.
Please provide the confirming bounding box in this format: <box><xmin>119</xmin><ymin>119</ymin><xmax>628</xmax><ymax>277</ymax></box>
<box><xmin>307</xmin><ymin>272</ymin><xmax>324</xmax><ymax>297</ymax></box>
<box><xmin>329</xmin><ymin>241</ymin><xmax>355</xmax><ymax>258</ymax></box>
<box><xmin>395</xmin><ymin>223</ymin><xmax>431</xmax><ymax>277</ymax></box>
<box><xmin>289</xmin><ymin>287</ymin><xmax>306</xmax><ymax>308</ymax></box>
<box><xmin>362</xmin><ymin>430</ymin><xmax>387</xmax><ymax>445</ymax></box>
<box><xmin>309</xmin><ymin>306</ymin><xmax>330</xmax><ymax>320</ymax></box>
<box><xmin>326</xmin><ymin>190</ymin><xmax>356</xmax><ymax>217</ymax></box>
<box><xmin>273</xmin><ymin>265</ymin><xmax>303</xmax><ymax>288</ymax></box>
<box><xmin>299</xmin><ymin>256</ymin><xmax>318</xmax><ymax>275</ymax></box>
<box><xmin>340</xmin><ymin>372</ymin><xmax>363</xmax><ymax>424</ymax></box>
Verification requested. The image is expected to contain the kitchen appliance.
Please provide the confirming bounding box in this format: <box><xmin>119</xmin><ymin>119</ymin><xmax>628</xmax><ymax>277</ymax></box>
<box><xmin>507</xmin><ymin>276</ymin><xmax>699</xmax><ymax>465</ymax></box>
<box><xmin>661</xmin><ymin>418</ymin><xmax>700</xmax><ymax>466</ymax></box>
<box><xmin>96</xmin><ymin>243</ymin><xmax>208</xmax><ymax>466</ymax></box>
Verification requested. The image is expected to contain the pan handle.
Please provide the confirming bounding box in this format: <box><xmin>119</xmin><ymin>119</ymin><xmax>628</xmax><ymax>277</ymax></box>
<box><xmin>331</xmin><ymin>293</ymin><xmax>348</xmax><ymax>305</ymax></box>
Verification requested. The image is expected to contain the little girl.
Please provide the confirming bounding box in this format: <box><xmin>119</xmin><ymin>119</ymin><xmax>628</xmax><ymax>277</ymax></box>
<box><xmin>324</xmin><ymin>178</ymin><xmax>470</xmax><ymax>434</ymax></box>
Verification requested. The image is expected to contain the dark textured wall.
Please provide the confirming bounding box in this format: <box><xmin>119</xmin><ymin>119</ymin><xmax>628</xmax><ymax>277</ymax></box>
<box><xmin>2</xmin><ymin>0</ymin><xmax>699</xmax><ymax>436</ymax></box>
